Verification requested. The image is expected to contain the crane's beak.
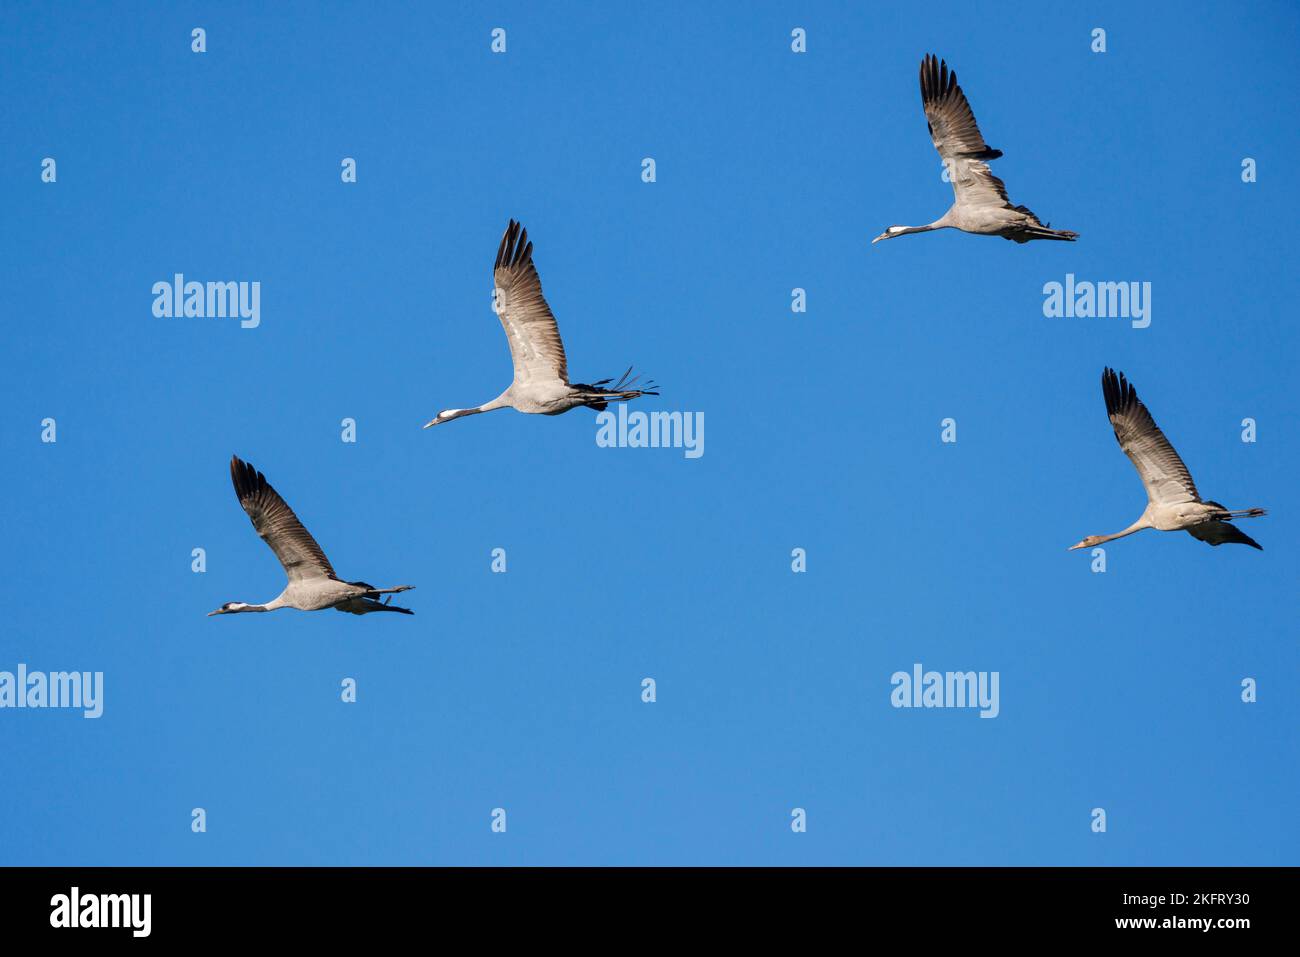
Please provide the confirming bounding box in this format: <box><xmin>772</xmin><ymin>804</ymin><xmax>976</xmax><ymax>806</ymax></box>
<box><xmin>871</xmin><ymin>234</ymin><xmax>886</xmax><ymax>245</ymax></box>
<box><xmin>1067</xmin><ymin>541</ymin><xmax>1087</xmax><ymax>551</ymax></box>
<box><xmin>207</xmin><ymin>608</ymin><xmax>224</xmax><ymax>617</ymax></box>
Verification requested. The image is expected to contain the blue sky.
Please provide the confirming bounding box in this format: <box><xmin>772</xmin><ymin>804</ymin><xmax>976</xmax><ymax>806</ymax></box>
<box><xmin>1</xmin><ymin>1</ymin><xmax>1296</xmax><ymax>865</ymax></box>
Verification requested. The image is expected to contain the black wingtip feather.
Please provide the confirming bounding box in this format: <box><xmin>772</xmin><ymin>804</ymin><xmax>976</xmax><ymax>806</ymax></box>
<box><xmin>1101</xmin><ymin>367</ymin><xmax>1135</xmax><ymax>418</ymax></box>
<box><xmin>920</xmin><ymin>53</ymin><xmax>959</xmax><ymax>108</ymax></box>
<box><xmin>496</xmin><ymin>219</ymin><xmax>533</xmax><ymax>271</ymax></box>
<box><xmin>229</xmin><ymin>454</ymin><xmax>271</xmax><ymax>505</ymax></box>
<box><xmin>230</xmin><ymin>454</ymin><xmax>248</xmax><ymax>498</ymax></box>
<box><xmin>495</xmin><ymin>220</ymin><xmax>515</xmax><ymax>270</ymax></box>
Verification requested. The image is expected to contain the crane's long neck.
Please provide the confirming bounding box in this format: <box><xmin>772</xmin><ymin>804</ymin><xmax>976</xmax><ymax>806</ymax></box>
<box><xmin>896</xmin><ymin>221</ymin><xmax>948</xmax><ymax>237</ymax></box>
<box><xmin>445</xmin><ymin>397</ymin><xmax>510</xmax><ymax>420</ymax></box>
<box><xmin>880</xmin><ymin>212</ymin><xmax>954</xmax><ymax>241</ymax></box>
<box><xmin>424</xmin><ymin>393</ymin><xmax>511</xmax><ymax>428</ymax></box>
<box><xmin>438</xmin><ymin>407</ymin><xmax>486</xmax><ymax>423</ymax></box>
<box><xmin>210</xmin><ymin>596</ymin><xmax>288</xmax><ymax>617</ymax></box>
<box><xmin>1096</xmin><ymin>517</ymin><xmax>1152</xmax><ymax>544</ymax></box>
<box><xmin>244</xmin><ymin>595</ymin><xmax>290</xmax><ymax>613</ymax></box>
<box><xmin>480</xmin><ymin>391</ymin><xmax>512</xmax><ymax>413</ymax></box>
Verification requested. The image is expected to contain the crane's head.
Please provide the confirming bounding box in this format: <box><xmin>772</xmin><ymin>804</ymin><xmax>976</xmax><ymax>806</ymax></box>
<box><xmin>422</xmin><ymin>409</ymin><xmax>460</xmax><ymax>428</ymax></box>
<box><xmin>208</xmin><ymin>601</ymin><xmax>251</xmax><ymax>616</ymax></box>
<box><xmin>872</xmin><ymin>226</ymin><xmax>909</xmax><ymax>244</ymax></box>
<box><xmin>423</xmin><ymin>407</ymin><xmax>487</xmax><ymax>428</ymax></box>
<box><xmin>1068</xmin><ymin>536</ymin><xmax>1104</xmax><ymax>551</ymax></box>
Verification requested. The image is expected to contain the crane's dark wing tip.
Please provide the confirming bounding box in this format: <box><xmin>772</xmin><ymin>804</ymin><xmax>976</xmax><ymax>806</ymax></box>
<box><xmin>919</xmin><ymin>53</ymin><xmax>954</xmax><ymax>106</ymax></box>
<box><xmin>229</xmin><ymin>455</ymin><xmax>271</xmax><ymax>505</ymax></box>
<box><xmin>230</xmin><ymin>454</ymin><xmax>248</xmax><ymax>497</ymax></box>
<box><xmin>1101</xmin><ymin>367</ymin><xmax>1136</xmax><ymax>418</ymax></box>
<box><xmin>495</xmin><ymin>219</ymin><xmax>533</xmax><ymax>271</ymax></box>
<box><xmin>1187</xmin><ymin>522</ymin><xmax>1263</xmax><ymax>550</ymax></box>
<box><xmin>496</xmin><ymin>219</ymin><xmax>523</xmax><ymax>270</ymax></box>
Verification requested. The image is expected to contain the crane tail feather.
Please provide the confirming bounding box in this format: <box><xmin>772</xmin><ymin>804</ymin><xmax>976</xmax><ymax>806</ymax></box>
<box><xmin>572</xmin><ymin>367</ymin><xmax>659</xmax><ymax>409</ymax></box>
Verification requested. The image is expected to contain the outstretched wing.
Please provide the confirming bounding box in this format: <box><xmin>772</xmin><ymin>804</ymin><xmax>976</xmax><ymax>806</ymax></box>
<box><xmin>919</xmin><ymin>53</ymin><xmax>1012</xmax><ymax>210</ymax></box>
<box><xmin>229</xmin><ymin>456</ymin><xmax>336</xmax><ymax>582</ymax></box>
<box><xmin>1101</xmin><ymin>368</ymin><xmax>1200</xmax><ymax>507</ymax></box>
<box><xmin>1186</xmin><ymin>522</ymin><xmax>1262</xmax><ymax>550</ymax></box>
<box><xmin>492</xmin><ymin>220</ymin><xmax>569</xmax><ymax>387</ymax></box>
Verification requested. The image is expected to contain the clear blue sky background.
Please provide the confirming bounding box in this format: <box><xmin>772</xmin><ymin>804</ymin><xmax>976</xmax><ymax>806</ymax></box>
<box><xmin>1</xmin><ymin>1</ymin><xmax>1296</xmax><ymax>865</ymax></box>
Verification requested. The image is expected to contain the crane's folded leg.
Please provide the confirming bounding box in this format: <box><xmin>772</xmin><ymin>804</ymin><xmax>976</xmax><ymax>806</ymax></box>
<box><xmin>1013</xmin><ymin>225</ymin><xmax>1080</xmax><ymax>242</ymax></box>
<box><xmin>334</xmin><ymin>596</ymin><xmax>415</xmax><ymax>615</ymax></box>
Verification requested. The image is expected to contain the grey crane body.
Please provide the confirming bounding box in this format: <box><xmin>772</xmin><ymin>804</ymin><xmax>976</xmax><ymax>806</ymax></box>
<box><xmin>873</xmin><ymin>54</ymin><xmax>1079</xmax><ymax>246</ymax></box>
<box><xmin>424</xmin><ymin>220</ymin><xmax>657</xmax><ymax>428</ymax></box>
<box><xmin>1069</xmin><ymin>370</ymin><xmax>1265</xmax><ymax>552</ymax></box>
<box><xmin>209</xmin><ymin>456</ymin><xmax>415</xmax><ymax>617</ymax></box>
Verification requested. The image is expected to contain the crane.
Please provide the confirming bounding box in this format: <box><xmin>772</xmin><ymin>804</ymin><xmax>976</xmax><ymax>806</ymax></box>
<box><xmin>873</xmin><ymin>54</ymin><xmax>1079</xmax><ymax>245</ymax></box>
<box><xmin>423</xmin><ymin>220</ymin><xmax>657</xmax><ymax>428</ymax></box>
<box><xmin>1069</xmin><ymin>369</ymin><xmax>1265</xmax><ymax>552</ymax></box>
<box><xmin>209</xmin><ymin>456</ymin><xmax>415</xmax><ymax>616</ymax></box>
